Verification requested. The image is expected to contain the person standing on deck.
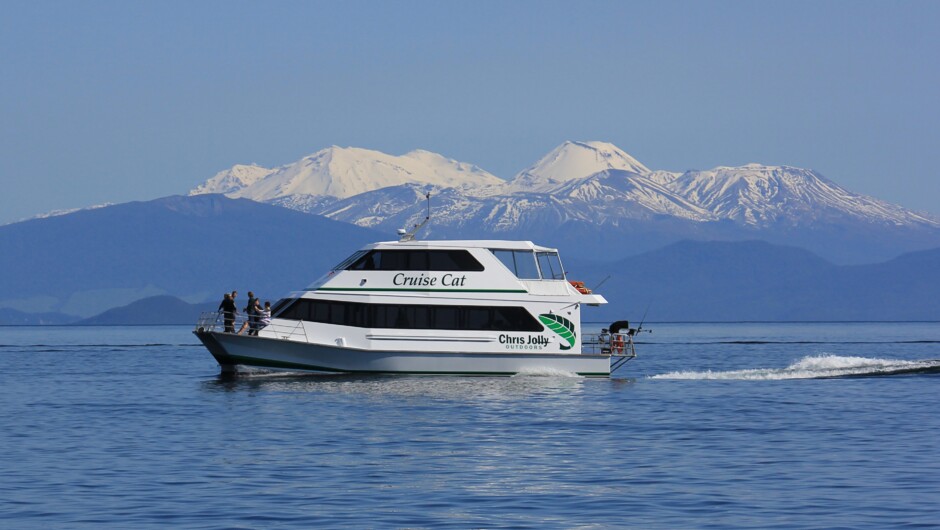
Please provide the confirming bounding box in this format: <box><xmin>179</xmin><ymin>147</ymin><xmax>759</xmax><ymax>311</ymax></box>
<box><xmin>245</xmin><ymin>291</ymin><xmax>258</xmax><ymax>335</ymax></box>
<box><xmin>218</xmin><ymin>293</ymin><xmax>237</xmax><ymax>333</ymax></box>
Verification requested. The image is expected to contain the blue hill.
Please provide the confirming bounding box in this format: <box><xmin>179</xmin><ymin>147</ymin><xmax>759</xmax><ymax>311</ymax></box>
<box><xmin>2</xmin><ymin>195</ymin><xmax>938</xmax><ymax>323</ymax></box>
<box><xmin>0</xmin><ymin>307</ymin><xmax>79</xmax><ymax>325</ymax></box>
<box><xmin>0</xmin><ymin>195</ymin><xmax>387</xmax><ymax>317</ymax></box>
<box><xmin>74</xmin><ymin>295</ymin><xmax>215</xmax><ymax>325</ymax></box>
<box><xmin>571</xmin><ymin>240</ymin><xmax>940</xmax><ymax>322</ymax></box>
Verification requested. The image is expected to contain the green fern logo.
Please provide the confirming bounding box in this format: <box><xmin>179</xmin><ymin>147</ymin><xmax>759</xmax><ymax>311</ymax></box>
<box><xmin>538</xmin><ymin>313</ymin><xmax>576</xmax><ymax>350</ymax></box>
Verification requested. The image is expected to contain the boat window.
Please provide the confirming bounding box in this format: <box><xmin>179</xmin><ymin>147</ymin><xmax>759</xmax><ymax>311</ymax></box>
<box><xmin>536</xmin><ymin>252</ymin><xmax>566</xmax><ymax>280</ymax></box>
<box><xmin>276</xmin><ymin>299</ymin><xmax>543</xmax><ymax>332</ymax></box>
<box><xmin>270</xmin><ymin>298</ymin><xmax>294</xmax><ymax>317</ymax></box>
<box><xmin>332</xmin><ymin>250</ymin><xmax>368</xmax><ymax>271</ymax></box>
<box><xmin>490</xmin><ymin>249</ymin><xmax>540</xmax><ymax>279</ymax></box>
<box><xmin>329</xmin><ymin>301</ymin><xmax>346</xmax><ymax>326</ymax></box>
<box><xmin>347</xmin><ymin>250</ymin><xmax>483</xmax><ymax>271</ymax></box>
<box><xmin>312</xmin><ymin>300</ymin><xmax>330</xmax><ymax>322</ymax></box>
<box><xmin>434</xmin><ymin>306</ymin><xmax>460</xmax><ymax>329</ymax></box>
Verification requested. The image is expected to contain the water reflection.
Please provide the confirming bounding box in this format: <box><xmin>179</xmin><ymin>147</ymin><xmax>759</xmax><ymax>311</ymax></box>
<box><xmin>202</xmin><ymin>369</ymin><xmax>602</xmax><ymax>401</ymax></box>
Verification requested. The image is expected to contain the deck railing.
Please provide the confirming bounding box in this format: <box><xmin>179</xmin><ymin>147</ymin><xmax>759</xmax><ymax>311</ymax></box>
<box><xmin>195</xmin><ymin>311</ymin><xmax>309</xmax><ymax>342</ymax></box>
<box><xmin>582</xmin><ymin>332</ymin><xmax>636</xmax><ymax>359</ymax></box>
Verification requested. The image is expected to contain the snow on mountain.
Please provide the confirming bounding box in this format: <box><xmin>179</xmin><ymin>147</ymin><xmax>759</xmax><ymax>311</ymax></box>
<box><xmin>667</xmin><ymin>164</ymin><xmax>940</xmax><ymax>227</ymax></box>
<box><xmin>189</xmin><ymin>164</ymin><xmax>275</xmax><ymax>195</ymax></box>
<box><xmin>646</xmin><ymin>170</ymin><xmax>683</xmax><ymax>186</ymax></box>
<box><xmin>551</xmin><ymin>170</ymin><xmax>716</xmax><ymax>222</ymax></box>
<box><xmin>307</xmin><ymin>169</ymin><xmax>715</xmax><ymax>239</ymax></box>
<box><xmin>510</xmin><ymin>141</ymin><xmax>651</xmax><ymax>192</ymax></box>
<box><xmin>8</xmin><ymin>202</ymin><xmax>116</xmax><ymax>226</ymax></box>
<box><xmin>200</xmin><ymin>146</ymin><xmax>504</xmax><ymax>203</ymax></box>
<box><xmin>183</xmin><ymin>141</ymin><xmax>940</xmax><ymax>263</ymax></box>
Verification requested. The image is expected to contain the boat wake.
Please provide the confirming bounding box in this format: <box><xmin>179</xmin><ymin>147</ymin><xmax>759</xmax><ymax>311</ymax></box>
<box><xmin>651</xmin><ymin>354</ymin><xmax>940</xmax><ymax>381</ymax></box>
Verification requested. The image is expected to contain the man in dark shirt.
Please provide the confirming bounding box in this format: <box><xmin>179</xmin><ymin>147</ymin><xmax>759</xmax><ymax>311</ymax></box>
<box><xmin>218</xmin><ymin>293</ymin><xmax>237</xmax><ymax>333</ymax></box>
<box><xmin>245</xmin><ymin>291</ymin><xmax>258</xmax><ymax>335</ymax></box>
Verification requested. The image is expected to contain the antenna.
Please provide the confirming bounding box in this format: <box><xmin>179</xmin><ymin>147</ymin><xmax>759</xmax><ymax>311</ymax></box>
<box><xmin>591</xmin><ymin>274</ymin><xmax>612</xmax><ymax>292</ymax></box>
<box><xmin>399</xmin><ymin>191</ymin><xmax>431</xmax><ymax>242</ymax></box>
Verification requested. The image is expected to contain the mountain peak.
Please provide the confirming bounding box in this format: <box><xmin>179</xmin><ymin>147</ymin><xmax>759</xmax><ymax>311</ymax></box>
<box><xmin>191</xmin><ymin>146</ymin><xmax>503</xmax><ymax>202</ymax></box>
<box><xmin>668</xmin><ymin>164</ymin><xmax>939</xmax><ymax>227</ymax></box>
<box><xmin>189</xmin><ymin>163</ymin><xmax>274</xmax><ymax>196</ymax></box>
<box><xmin>510</xmin><ymin>140</ymin><xmax>650</xmax><ymax>192</ymax></box>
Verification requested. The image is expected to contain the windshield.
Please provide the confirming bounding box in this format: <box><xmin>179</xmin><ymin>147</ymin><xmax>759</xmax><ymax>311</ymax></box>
<box><xmin>536</xmin><ymin>251</ymin><xmax>565</xmax><ymax>280</ymax></box>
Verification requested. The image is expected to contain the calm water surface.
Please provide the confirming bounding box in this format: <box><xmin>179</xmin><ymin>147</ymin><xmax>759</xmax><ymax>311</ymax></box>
<box><xmin>1</xmin><ymin>323</ymin><xmax>938</xmax><ymax>528</ymax></box>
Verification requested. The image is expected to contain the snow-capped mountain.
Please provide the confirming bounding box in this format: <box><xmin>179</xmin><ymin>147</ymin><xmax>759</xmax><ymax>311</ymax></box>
<box><xmin>189</xmin><ymin>164</ymin><xmax>275</xmax><ymax>196</ymax></box>
<box><xmin>190</xmin><ymin>146</ymin><xmax>503</xmax><ymax>202</ymax></box>
<box><xmin>311</xmin><ymin>169</ymin><xmax>715</xmax><ymax>237</ymax></box>
<box><xmin>550</xmin><ymin>170</ymin><xmax>715</xmax><ymax>222</ymax></box>
<box><xmin>666</xmin><ymin>164</ymin><xmax>938</xmax><ymax>227</ymax></box>
<box><xmin>188</xmin><ymin>141</ymin><xmax>940</xmax><ymax>263</ymax></box>
<box><xmin>510</xmin><ymin>141</ymin><xmax>651</xmax><ymax>192</ymax></box>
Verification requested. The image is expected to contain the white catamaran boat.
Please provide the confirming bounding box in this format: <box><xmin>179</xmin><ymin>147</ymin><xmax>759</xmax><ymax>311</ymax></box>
<box><xmin>195</xmin><ymin>235</ymin><xmax>638</xmax><ymax>377</ymax></box>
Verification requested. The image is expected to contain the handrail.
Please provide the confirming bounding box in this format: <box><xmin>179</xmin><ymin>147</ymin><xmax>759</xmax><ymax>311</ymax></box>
<box><xmin>582</xmin><ymin>332</ymin><xmax>636</xmax><ymax>359</ymax></box>
<box><xmin>195</xmin><ymin>311</ymin><xmax>308</xmax><ymax>342</ymax></box>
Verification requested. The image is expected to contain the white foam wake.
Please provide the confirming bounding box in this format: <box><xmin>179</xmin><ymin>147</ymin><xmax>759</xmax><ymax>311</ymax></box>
<box><xmin>512</xmin><ymin>367</ymin><xmax>582</xmax><ymax>378</ymax></box>
<box><xmin>651</xmin><ymin>354</ymin><xmax>940</xmax><ymax>381</ymax></box>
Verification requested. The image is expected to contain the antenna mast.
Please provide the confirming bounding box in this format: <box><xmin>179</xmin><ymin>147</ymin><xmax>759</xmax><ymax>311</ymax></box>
<box><xmin>399</xmin><ymin>191</ymin><xmax>431</xmax><ymax>242</ymax></box>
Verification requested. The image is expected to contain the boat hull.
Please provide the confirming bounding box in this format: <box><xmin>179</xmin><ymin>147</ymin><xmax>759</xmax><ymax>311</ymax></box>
<box><xmin>195</xmin><ymin>331</ymin><xmax>611</xmax><ymax>377</ymax></box>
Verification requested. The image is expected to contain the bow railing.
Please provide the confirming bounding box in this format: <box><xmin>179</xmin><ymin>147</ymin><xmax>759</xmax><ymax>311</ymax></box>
<box><xmin>195</xmin><ymin>311</ymin><xmax>309</xmax><ymax>342</ymax></box>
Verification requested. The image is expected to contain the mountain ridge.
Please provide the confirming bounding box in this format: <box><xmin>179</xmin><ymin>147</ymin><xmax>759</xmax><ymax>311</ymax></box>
<box><xmin>196</xmin><ymin>145</ymin><xmax>504</xmax><ymax>201</ymax></box>
<box><xmin>185</xmin><ymin>141</ymin><xmax>940</xmax><ymax>263</ymax></box>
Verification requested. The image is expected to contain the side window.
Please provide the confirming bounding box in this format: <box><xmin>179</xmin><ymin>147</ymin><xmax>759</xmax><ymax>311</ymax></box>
<box><xmin>433</xmin><ymin>306</ymin><xmax>460</xmax><ymax>329</ymax></box>
<box><xmin>492</xmin><ymin>250</ymin><xmax>516</xmax><ymax>274</ymax></box>
<box><xmin>276</xmin><ymin>299</ymin><xmax>302</xmax><ymax>320</ymax></box>
<box><xmin>312</xmin><ymin>300</ymin><xmax>329</xmax><ymax>322</ymax></box>
<box><xmin>349</xmin><ymin>250</ymin><xmax>379</xmax><ymax>270</ymax></box>
<box><xmin>276</xmin><ymin>299</ymin><xmax>543</xmax><ymax>332</ymax></box>
<box><xmin>271</xmin><ymin>298</ymin><xmax>293</xmax><ymax>317</ymax></box>
<box><xmin>513</xmin><ymin>250</ymin><xmax>540</xmax><ymax>279</ymax></box>
<box><xmin>349</xmin><ymin>250</ymin><xmax>483</xmax><ymax>271</ymax></box>
<box><xmin>380</xmin><ymin>251</ymin><xmax>410</xmax><ymax>271</ymax></box>
<box><xmin>333</xmin><ymin>250</ymin><xmax>367</xmax><ymax>271</ymax></box>
<box><xmin>490</xmin><ymin>249</ymin><xmax>539</xmax><ymax>279</ymax></box>
<box><xmin>329</xmin><ymin>302</ymin><xmax>346</xmax><ymax>326</ymax></box>
<box><xmin>428</xmin><ymin>250</ymin><xmax>484</xmax><ymax>271</ymax></box>
<box><xmin>464</xmin><ymin>307</ymin><xmax>491</xmax><ymax>329</ymax></box>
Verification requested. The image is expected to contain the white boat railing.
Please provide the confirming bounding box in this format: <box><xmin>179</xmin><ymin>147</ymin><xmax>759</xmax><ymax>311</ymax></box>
<box><xmin>195</xmin><ymin>311</ymin><xmax>309</xmax><ymax>342</ymax></box>
<box><xmin>582</xmin><ymin>332</ymin><xmax>636</xmax><ymax>359</ymax></box>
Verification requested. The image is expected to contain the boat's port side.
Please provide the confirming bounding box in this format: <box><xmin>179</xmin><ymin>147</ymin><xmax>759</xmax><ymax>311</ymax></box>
<box><xmin>195</xmin><ymin>329</ymin><xmax>613</xmax><ymax>376</ymax></box>
<box><xmin>194</xmin><ymin>239</ymin><xmax>635</xmax><ymax>377</ymax></box>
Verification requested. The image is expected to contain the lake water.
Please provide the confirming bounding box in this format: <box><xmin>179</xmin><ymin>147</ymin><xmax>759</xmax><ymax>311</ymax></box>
<box><xmin>1</xmin><ymin>322</ymin><xmax>939</xmax><ymax>528</ymax></box>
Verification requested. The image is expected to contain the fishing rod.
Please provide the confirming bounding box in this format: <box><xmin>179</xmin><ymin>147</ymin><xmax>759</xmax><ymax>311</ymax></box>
<box><xmin>630</xmin><ymin>302</ymin><xmax>652</xmax><ymax>336</ymax></box>
<box><xmin>592</xmin><ymin>274</ymin><xmax>612</xmax><ymax>292</ymax></box>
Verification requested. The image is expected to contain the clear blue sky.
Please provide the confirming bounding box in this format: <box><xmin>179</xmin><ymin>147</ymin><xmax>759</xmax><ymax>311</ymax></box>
<box><xmin>2</xmin><ymin>0</ymin><xmax>939</xmax><ymax>224</ymax></box>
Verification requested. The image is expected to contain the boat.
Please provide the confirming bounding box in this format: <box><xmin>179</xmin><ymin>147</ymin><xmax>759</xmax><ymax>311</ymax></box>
<box><xmin>194</xmin><ymin>235</ymin><xmax>638</xmax><ymax>377</ymax></box>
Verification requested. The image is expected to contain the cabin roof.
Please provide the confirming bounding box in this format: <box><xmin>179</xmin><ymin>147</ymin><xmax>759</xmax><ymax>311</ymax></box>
<box><xmin>370</xmin><ymin>240</ymin><xmax>558</xmax><ymax>252</ymax></box>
